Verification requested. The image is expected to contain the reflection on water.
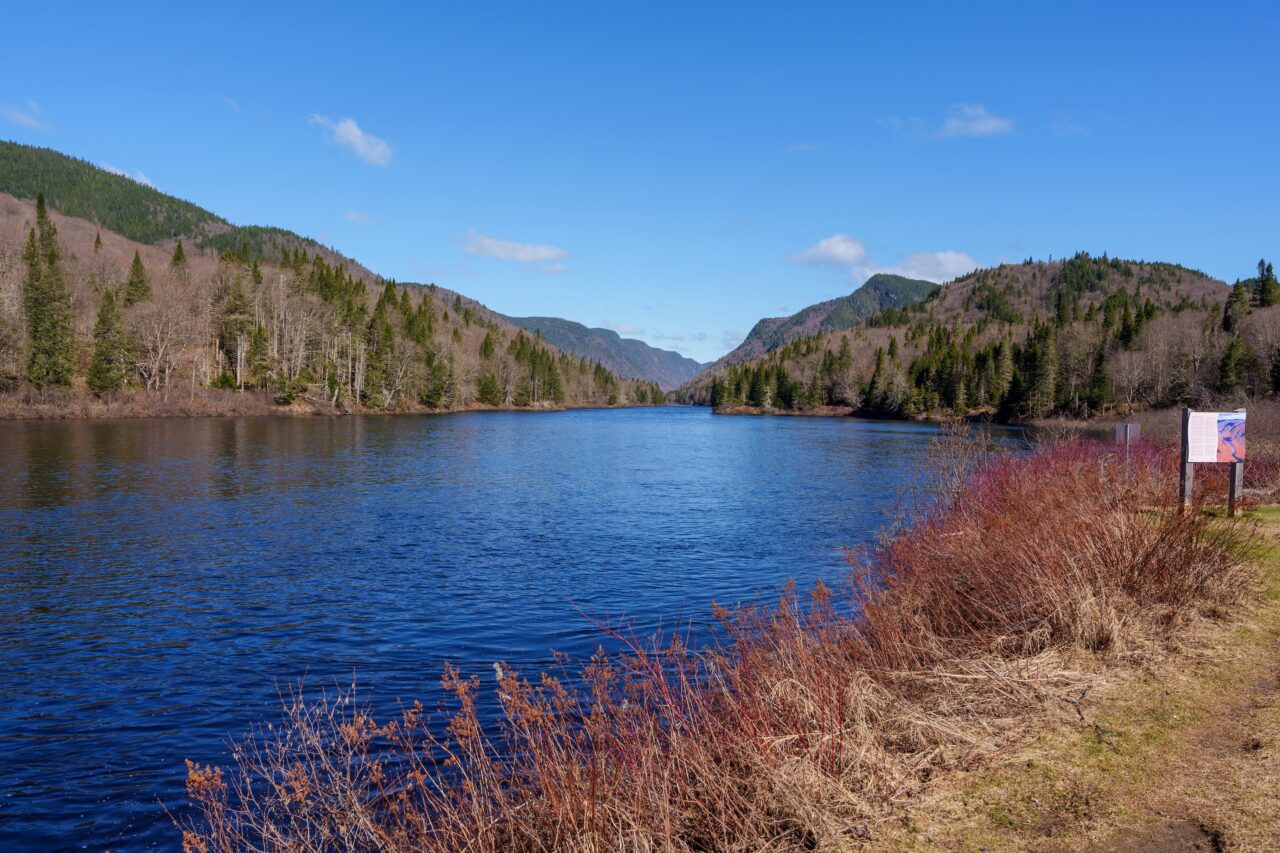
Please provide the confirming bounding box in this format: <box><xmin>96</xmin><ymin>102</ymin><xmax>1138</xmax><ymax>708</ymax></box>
<box><xmin>0</xmin><ymin>408</ymin><xmax>1021</xmax><ymax>850</ymax></box>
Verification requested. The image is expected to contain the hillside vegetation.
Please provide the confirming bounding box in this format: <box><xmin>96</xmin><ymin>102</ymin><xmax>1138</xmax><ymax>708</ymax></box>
<box><xmin>682</xmin><ymin>253</ymin><xmax>1280</xmax><ymax>419</ymax></box>
<box><xmin>500</xmin><ymin>314</ymin><xmax>706</xmax><ymax>389</ymax></box>
<box><xmin>0</xmin><ymin>141</ymin><xmax>384</xmax><ymax>278</ymax></box>
<box><xmin>0</xmin><ymin>190</ymin><xmax>662</xmax><ymax>417</ymax></box>
<box><xmin>714</xmin><ymin>273</ymin><xmax>937</xmax><ymax>367</ymax></box>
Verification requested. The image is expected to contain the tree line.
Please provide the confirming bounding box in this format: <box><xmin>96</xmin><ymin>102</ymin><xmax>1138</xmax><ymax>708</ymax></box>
<box><xmin>2</xmin><ymin>194</ymin><xmax>663</xmax><ymax>411</ymax></box>
<box><xmin>695</xmin><ymin>253</ymin><xmax>1279</xmax><ymax>419</ymax></box>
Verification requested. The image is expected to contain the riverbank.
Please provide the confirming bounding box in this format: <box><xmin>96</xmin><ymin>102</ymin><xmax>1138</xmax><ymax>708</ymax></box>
<box><xmin>181</xmin><ymin>436</ymin><xmax>1276</xmax><ymax>851</ymax></box>
<box><xmin>871</xmin><ymin>506</ymin><xmax>1280</xmax><ymax>851</ymax></box>
<box><xmin>0</xmin><ymin>386</ymin><xmax>662</xmax><ymax>420</ymax></box>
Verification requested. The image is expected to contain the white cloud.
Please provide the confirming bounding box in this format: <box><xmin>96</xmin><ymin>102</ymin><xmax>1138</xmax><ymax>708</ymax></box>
<box><xmin>344</xmin><ymin>210</ymin><xmax>372</xmax><ymax>225</ymax></box>
<box><xmin>99</xmin><ymin>162</ymin><xmax>156</xmax><ymax>189</ymax></box>
<box><xmin>788</xmin><ymin>142</ymin><xmax>824</xmax><ymax>153</ymax></box>
<box><xmin>1</xmin><ymin>100</ymin><xmax>48</xmax><ymax>130</ymax></box>
<box><xmin>938</xmin><ymin>103</ymin><xmax>1013</xmax><ymax>138</ymax></box>
<box><xmin>309</xmin><ymin>115</ymin><xmax>393</xmax><ymax>166</ymax></box>
<box><xmin>873</xmin><ymin>250</ymin><xmax>979</xmax><ymax>282</ymax></box>
<box><xmin>604</xmin><ymin>321</ymin><xmax>645</xmax><ymax>336</ymax></box>
<box><xmin>790</xmin><ymin>233</ymin><xmax>867</xmax><ymax>266</ymax></box>
<box><xmin>791</xmin><ymin>233</ymin><xmax>979</xmax><ymax>285</ymax></box>
<box><xmin>463</xmin><ymin>229</ymin><xmax>568</xmax><ymax>265</ymax></box>
<box><xmin>721</xmin><ymin>329</ymin><xmax>746</xmax><ymax>350</ymax></box>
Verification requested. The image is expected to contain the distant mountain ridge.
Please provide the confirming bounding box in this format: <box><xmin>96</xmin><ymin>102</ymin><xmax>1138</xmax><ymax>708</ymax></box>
<box><xmin>712</xmin><ymin>273</ymin><xmax>938</xmax><ymax>368</ymax></box>
<box><xmin>500</xmin><ymin>315</ymin><xmax>706</xmax><ymax>389</ymax></box>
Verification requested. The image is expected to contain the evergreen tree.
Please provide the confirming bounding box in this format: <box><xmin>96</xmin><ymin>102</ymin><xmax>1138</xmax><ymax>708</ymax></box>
<box><xmin>247</xmin><ymin>324</ymin><xmax>272</xmax><ymax>390</ymax></box>
<box><xmin>171</xmin><ymin>240</ymin><xmax>187</xmax><ymax>269</ymax></box>
<box><xmin>364</xmin><ymin>294</ymin><xmax>398</xmax><ymax>406</ymax></box>
<box><xmin>86</xmin><ymin>289</ymin><xmax>130</xmax><ymax>394</ymax></box>
<box><xmin>22</xmin><ymin>194</ymin><xmax>76</xmax><ymax>386</ymax></box>
<box><xmin>480</xmin><ymin>330</ymin><xmax>496</xmax><ymax>360</ymax></box>
<box><xmin>124</xmin><ymin>250</ymin><xmax>152</xmax><ymax>306</ymax></box>
<box><xmin>1257</xmin><ymin>260</ymin><xmax>1280</xmax><ymax>308</ymax></box>
<box><xmin>1222</xmin><ymin>281</ymin><xmax>1251</xmax><ymax>332</ymax></box>
<box><xmin>217</xmin><ymin>274</ymin><xmax>254</xmax><ymax>388</ymax></box>
<box><xmin>93</xmin><ymin>231</ymin><xmax>102</xmax><ymax>253</ymax></box>
<box><xmin>476</xmin><ymin>371</ymin><xmax>503</xmax><ymax>405</ymax></box>
<box><xmin>1086</xmin><ymin>349</ymin><xmax>1111</xmax><ymax>412</ymax></box>
<box><xmin>1218</xmin><ymin>337</ymin><xmax>1244</xmax><ymax>394</ymax></box>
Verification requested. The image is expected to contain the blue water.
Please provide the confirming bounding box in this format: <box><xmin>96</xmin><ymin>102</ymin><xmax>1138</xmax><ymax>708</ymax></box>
<box><xmin>0</xmin><ymin>407</ymin><xmax>1018</xmax><ymax>850</ymax></box>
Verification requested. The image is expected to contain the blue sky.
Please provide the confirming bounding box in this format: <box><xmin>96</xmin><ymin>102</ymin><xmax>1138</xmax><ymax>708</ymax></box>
<box><xmin>2</xmin><ymin>2</ymin><xmax>1277</xmax><ymax>362</ymax></box>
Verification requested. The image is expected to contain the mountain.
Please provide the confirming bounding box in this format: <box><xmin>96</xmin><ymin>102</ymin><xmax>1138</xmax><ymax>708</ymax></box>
<box><xmin>0</xmin><ymin>140</ymin><xmax>379</xmax><ymax>279</ymax></box>
<box><xmin>678</xmin><ymin>253</ymin><xmax>1262</xmax><ymax>421</ymax></box>
<box><xmin>713</xmin><ymin>273</ymin><xmax>938</xmax><ymax>367</ymax></box>
<box><xmin>0</xmin><ymin>141</ymin><xmax>665</xmax><ymax>414</ymax></box>
<box><xmin>499</xmin><ymin>315</ymin><xmax>705</xmax><ymax>389</ymax></box>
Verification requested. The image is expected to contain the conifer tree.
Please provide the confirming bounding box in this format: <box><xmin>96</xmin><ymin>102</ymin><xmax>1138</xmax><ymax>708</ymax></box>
<box><xmin>1222</xmin><ymin>281</ymin><xmax>1251</xmax><ymax>331</ymax></box>
<box><xmin>247</xmin><ymin>324</ymin><xmax>272</xmax><ymax>390</ymax></box>
<box><xmin>22</xmin><ymin>194</ymin><xmax>75</xmax><ymax>386</ymax></box>
<box><xmin>87</xmin><ymin>289</ymin><xmax>130</xmax><ymax>394</ymax></box>
<box><xmin>93</xmin><ymin>231</ymin><xmax>102</xmax><ymax>253</ymax></box>
<box><xmin>480</xmin><ymin>330</ymin><xmax>496</xmax><ymax>360</ymax></box>
<box><xmin>1218</xmin><ymin>337</ymin><xmax>1244</xmax><ymax>394</ymax></box>
<box><xmin>124</xmin><ymin>250</ymin><xmax>152</xmax><ymax>306</ymax></box>
<box><xmin>1086</xmin><ymin>349</ymin><xmax>1111</xmax><ymax>412</ymax></box>
<box><xmin>1258</xmin><ymin>260</ymin><xmax>1280</xmax><ymax>308</ymax></box>
<box><xmin>218</xmin><ymin>274</ymin><xmax>254</xmax><ymax>388</ymax></box>
<box><xmin>171</xmin><ymin>240</ymin><xmax>187</xmax><ymax>269</ymax></box>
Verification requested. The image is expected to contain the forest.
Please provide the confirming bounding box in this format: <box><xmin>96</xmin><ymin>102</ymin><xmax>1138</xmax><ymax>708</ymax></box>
<box><xmin>0</xmin><ymin>194</ymin><xmax>663</xmax><ymax>415</ymax></box>
<box><xmin>685</xmin><ymin>252</ymin><xmax>1280</xmax><ymax>420</ymax></box>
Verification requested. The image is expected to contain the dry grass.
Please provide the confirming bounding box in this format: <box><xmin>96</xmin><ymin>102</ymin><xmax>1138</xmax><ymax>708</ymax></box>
<box><xmin>180</xmin><ymin>438</ymin><xmax>1261</xmax><ymax>852</ymax></box>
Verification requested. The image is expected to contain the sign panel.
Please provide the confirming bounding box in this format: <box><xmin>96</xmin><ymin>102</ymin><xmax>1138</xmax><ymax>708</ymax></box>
<box><xmin>1187</xmin><ymin>410</ymin><xmax>1246</xmax><ymax>463</ymax></box>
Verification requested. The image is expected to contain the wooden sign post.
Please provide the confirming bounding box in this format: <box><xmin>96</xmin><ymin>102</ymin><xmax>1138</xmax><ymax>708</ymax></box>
<box><xmin>1180</xmin><ymin>407</ymin><xmax>1246</xmax><ymax>516</ymax></box>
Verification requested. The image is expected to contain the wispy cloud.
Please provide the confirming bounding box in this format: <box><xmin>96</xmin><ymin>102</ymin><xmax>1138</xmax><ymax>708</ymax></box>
<box><xmin>604</xmin><ymin>321</ymin><xmax>645</xmax><ymax>336</ymax></box>
<box><xmin>216</xmin><ymin>94</ymin><xmax>244</xmax><ymax>114</ymax></box>
<box><xmin>309</xmin><ymin>115</ymin><xmax>393</xmax><ymax>166</ymax></box>
<box><xmin>1</xmin><ymin>99</ymin><xmax>49</xmax><ymax>130</ymax></box>
<box><xmin>937</xmin><ymin>103</ymin><xmax>1013</xmax><ymax>138</ymax></box>
<box><xmin>1050</xmin><ymin>113</ymin><xmax>1086</xmax><ymax>136</ymax></box>
<box><xmin>344</xmin><ymin>210</ymin><xmax>373</xmax><ymax>225</ymax></box>
<box><xmin>99</xmin><ymin>162</ymin><xmax>155</xmax><ymax>189</ymax></box>
<box><xmin>791</xmin><ymin>233</ymin><xmax>978</xmax><ymax>284</ymax></box>
<box><xmin>788</xmin><ymin>142</ymin><xmax>824</xmax><ymax>153</ymax></box>
<box><xmin>649</xmin><ymin>330</ymin><xmax>709</xmax><ymax>343</ymax></box>
<box><xmin>721</xmin><ymin>329</ymin><xmax>746</xmax><ymax>350</ymax></box>
<box><xmin>463</xmin><ymin>230</ymin><xmax>568</xmax><ymax>268</ymax></box>
<box><xmin>878</xmin><ymin>105</ymin><xmax>1012</xmax><ymax>140</ymax></box>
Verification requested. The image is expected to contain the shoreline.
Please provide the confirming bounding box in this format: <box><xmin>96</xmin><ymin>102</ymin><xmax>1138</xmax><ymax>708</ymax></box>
<box><xmin>0</xmin><ymin>388</ymin><xmax>670</xmax><ymax>422</ymax></box>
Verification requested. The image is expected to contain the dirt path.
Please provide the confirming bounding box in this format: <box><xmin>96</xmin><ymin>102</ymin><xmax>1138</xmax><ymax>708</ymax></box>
<box><xmin>869</xmin><ymin>508</ymin><xmax>1280</xmax><ymax>852</ymax></box>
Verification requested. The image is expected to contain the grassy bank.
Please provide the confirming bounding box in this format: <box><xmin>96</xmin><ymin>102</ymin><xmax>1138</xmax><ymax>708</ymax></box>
<box><xmin>180</xmin><ymin>439</ymin><xmax>1271</xmax><ymax>852</ymax></box>
<box><xmin>871</xmin><ymin>506</ymin><xmax>1280</xmax><ymax>851</ymax></box>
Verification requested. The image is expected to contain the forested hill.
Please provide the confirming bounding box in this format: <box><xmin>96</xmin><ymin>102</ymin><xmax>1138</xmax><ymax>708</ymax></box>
<box><xmin>499</xmin><ymin>314</ymin><xmax>706</xmax><ymax>389</ymax></box>
<box><xmin>713</xmin><ymin>273</ymin><xmax>937</xmax><ymax>368</ymax></box>
<box><xmin>679</xmin><ymin>253</ymin><xmax>1279</xmax><ymax>420</ymax></box>
<box><xmin>0</xmin><ymin>154</ymin><xmax>666</xmax><ymax>414</ymax></box>
<box><xmin>0</xmin><ymin>140</ymin><xmax>378</xmax><ymax>280</ymax></box>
